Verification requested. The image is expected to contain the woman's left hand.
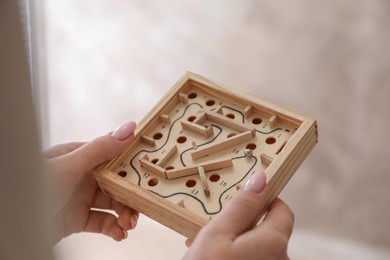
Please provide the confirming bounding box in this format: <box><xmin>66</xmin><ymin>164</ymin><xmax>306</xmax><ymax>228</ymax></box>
<box><xmin>45</xmin><ymin>121</ymin><xmax>139</xmax><ymax>242</ymax></box>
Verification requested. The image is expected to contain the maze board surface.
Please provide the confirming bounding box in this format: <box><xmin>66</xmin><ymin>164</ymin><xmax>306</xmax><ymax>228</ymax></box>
<box><xmin>95</xmin><ymin>72</ymin><xmax>318</xmax><ymax>239</ymax></box>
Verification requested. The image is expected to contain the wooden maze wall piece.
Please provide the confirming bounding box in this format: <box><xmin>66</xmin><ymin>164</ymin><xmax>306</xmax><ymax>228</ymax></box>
<box><xmin>190</xmin><ymin>131</ymin><xmax>253</xmax><ymax>160</ymax></box>
<box><xmin>180</xmin><ymin>120</ymin><xmax>214</xmax><ymax>138</ymax></box>
<box><xmin>94</xmin><ymin>72</ymin><xmax>318</xmax><ymax>239</ymax></box>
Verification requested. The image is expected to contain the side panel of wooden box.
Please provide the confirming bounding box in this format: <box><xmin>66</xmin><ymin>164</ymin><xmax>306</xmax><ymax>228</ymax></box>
<box><xmin>94</xmin><ymin>169</ymin><xmax>208</xmax><ymax>239</ymax></box>
<box><xmin>266</xmin><ymin>118</ymin><xmax>318</xmax><ymax>204</ymax></box>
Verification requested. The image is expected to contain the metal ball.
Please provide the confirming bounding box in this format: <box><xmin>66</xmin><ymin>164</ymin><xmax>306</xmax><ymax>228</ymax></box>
<box><xmin>244</xmin><ymin>149</ymin><xmax>253</xmax><ymax>157</ymax></box>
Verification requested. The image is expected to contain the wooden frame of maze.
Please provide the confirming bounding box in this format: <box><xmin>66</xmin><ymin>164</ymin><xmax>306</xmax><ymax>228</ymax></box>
<box><xmin>94</xmin><ymin>72</ymin><xmax>318</xmax><ymax>239</ymax></box>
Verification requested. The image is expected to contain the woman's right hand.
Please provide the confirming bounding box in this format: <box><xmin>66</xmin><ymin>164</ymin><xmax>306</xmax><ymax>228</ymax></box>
<box><xmin>184</xmin><ymin>172</ymin><xmax>294</xmax><ymax>260</ymax></box>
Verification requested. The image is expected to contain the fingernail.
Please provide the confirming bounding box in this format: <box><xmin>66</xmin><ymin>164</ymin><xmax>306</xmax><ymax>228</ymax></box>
<box><xmin>243</xmin><ymin>172</ymin><xmax>267</xmax><ymax>193</ymax></box>
<box><xmin>131</xmin><ymin>214</ymin><xmax>138</xmax><ymax>229</ymax></box>
<box><xmin>123</xmin><ymin>230</ymin><xmax>128</xmax><ymax>239</ymax></box>
<box><xmin>111</xmin><ymin>121</ymin><xmax>136</xmax><ymax>141</ymax></box>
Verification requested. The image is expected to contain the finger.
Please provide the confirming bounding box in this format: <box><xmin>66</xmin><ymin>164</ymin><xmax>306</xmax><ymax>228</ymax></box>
<box><xmin>92</xmin><ymin>190</ymin><xmax>138</xmax><ymax>230</ymax></box>
<box><xmin>236</xmin><ymin>198</ymin><xmax>294</xmax><ymax>253</ymax></box>
<box><xmin>111</xmin><ymin>199</ymin><xmax>138</xmax><ymax>230</ymax></box>
<box><xmin>43</xmin><ymin>142</ymin><xmax>85</xmax><ymax>158</ymax></box>
<box><xmin>64</xmin><ymin>121</ymin><xmax>136</xmax><ymax>176</ymax></box>
<box><xmin>92</xmin><ymin>189</ymin><xmax>114</xmax><ymax>209</ymax></box>
<box><xmin>261</xmin><ymin>198</ymin><xmax>294</xmax><ymax>239</ymax></box>
<box><xmin>208</xmin><ymin>172</ymin><xmax>267</xmax><ymax>236</ymax></box>
<box><xmin>84</xmin><ymin>210</ymin><xmax>127</xmax><ymax>241</ymax></box>
<box><xmin>185</xmin><ymin>238</ymin><xmax>193</xmax><ymax>248</ymax></box>
<box><xmin>118</xmin><ymin>207</ymin><xmax>139</xmax><ymax>230</ymax></box>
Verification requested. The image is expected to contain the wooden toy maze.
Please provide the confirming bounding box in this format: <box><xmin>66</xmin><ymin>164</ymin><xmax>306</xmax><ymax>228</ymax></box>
<box><xmin>94</xmin><ymin>72</ymin><xmax>318</xmax><ymax>239</ymax></box>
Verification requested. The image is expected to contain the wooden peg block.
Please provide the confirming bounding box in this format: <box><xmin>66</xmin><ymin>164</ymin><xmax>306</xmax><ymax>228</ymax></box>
<box><xmin>140</xmin><ymin>159</ymin><xmax>167</xmax><ymax>178</ymax></box>
<box><xmin>180</xmin><ymin>120</ymin><xmax>214</xmax><ymax>138</ymax></box>
<box><xmin>198</xmin><ymin>166</ymin><xmax>210</xmax><ymax>197</ymax></box>
<box><xmin>179</xmin><ymin>92</ymin><xmax>188</xmax><ymax>103</ymax></box>
<box><xmin>204</xmin><ymin>125</ymin><xmax>214</xmax><ymax>138</ymax></box>
<box><xmin>269</xmin><ymin>114</ymin><xmax>279</xmax><ymax>129</ymax></box>
<box><xmin>141</xmin><ymin>135</ymin><xmax>156</xmax><ymax>147</ymax></box>
<box><xmin>140</xmin><ymin>153</ymin><xmax>149</xmax><ymax>161</ymax></box>
<box><xmin>157</xmin><ymin>145</ymin><xmax>178</xmax><ymax>167</ymax></box>
<box><xmin>177</xmin><ymin>200</ymin><xmax>185</xmax><ymax>208</ymax></box>
<box><xmin>260</xmin><ymin>153</ymin><xmax>274</xmax><ymax>167</ymax></box>
<box><xmin>243</xmin><ymin>105</ymin><xmax>253</xmax><ymax>118</ymax></box>
<box><xmin>214</xmin><ymin>105</ymin><xmax>223</xmax><ymax>114</ymax></box>
<box><xmin>159</xmin><ymin>114</ymin><xmax>171</xmax><ymax>124</ymax></box>
<box><xmin>193</xmin><ymin>112</ymin><xmax>207</xmax><ymax>125</ymax></box>
<box><xmin>191</xmin><ymin>131</ymin><xmax>253</xmax><ymax>160</ymax></box>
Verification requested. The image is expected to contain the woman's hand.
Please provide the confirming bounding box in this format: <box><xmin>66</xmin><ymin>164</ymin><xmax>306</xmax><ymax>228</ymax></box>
<box><xmin>45</xmin><ymin>121</ymin><xmax>139</xmax><ymax>242</ymax></box>
<box><xmin>184</xmin><ymin>172</ymin><xmax>294</xmax><ymax>260</ymax></box>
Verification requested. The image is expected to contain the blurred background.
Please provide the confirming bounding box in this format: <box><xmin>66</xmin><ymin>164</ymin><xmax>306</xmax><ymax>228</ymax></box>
<box><xmin>35</xmin><ymin>0</ymin><xmax>390</xmax><ymax>259</ymax></box>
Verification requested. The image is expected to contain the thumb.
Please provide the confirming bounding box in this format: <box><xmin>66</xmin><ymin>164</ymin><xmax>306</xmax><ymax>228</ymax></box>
<box><xmin>209</xmin><ymin>172</ymin><xmax>268</xmax><ymax>236</ymax></box>
<box><xmin>65</xmin><ymin>121</ymin><xmax>136</xmax><ymax>174</ymax></box>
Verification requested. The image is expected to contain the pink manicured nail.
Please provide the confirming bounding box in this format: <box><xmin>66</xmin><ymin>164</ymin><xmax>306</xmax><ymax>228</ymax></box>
<box><xmin>111</xmin><ymin>121</ymin><xmax>136</xmax><ymax>141</ymax></box>
<box><xmin>243</xmin><ymin>172</ymin><xmax>267</xmax><ymax>193</ymax></box>
<box><xmin>131</xmin><ymin>214</ymin><xmax>138</xmax><ymax>228</ymax></box>
<box><xmin>123</xmin><ymin>230</ymin><xmax>128</xmax><ymax>239</ymax></box>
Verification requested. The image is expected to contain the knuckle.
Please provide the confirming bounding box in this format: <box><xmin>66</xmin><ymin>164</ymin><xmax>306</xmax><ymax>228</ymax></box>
<box><xmin>84</xmin><ymin>137</ymin><xmax>111</xmax><ymax>159</ymax></box>
<box><xmin>230</xmin><ymin>194</ymin><xmax>260</xmax><ymax>213</ymax></box>
<box><xmin>86</xmin><ymin>137</ymin><xmax>107</xmax><ymax>152</ymax></box>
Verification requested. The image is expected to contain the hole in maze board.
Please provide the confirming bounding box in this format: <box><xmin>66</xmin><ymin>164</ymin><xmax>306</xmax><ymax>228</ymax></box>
<box><xmin>148</xmin><ymin>178</ymin><xmax>159</xmax><ymax>187</ymax></box>
<box><xmin>188</xmin><ymin>92</ymin><xmax>197</xmax><ymax>99</ymax></box>
<box><xmin>153</xmin><ymin>132</ymin><xmax>163</xmax><ymax>140</ymax></box>
<box><xmin>177</xmin><ymin>136</ymin><xmax>187</xmax><ymax>144</ymax></box>
<box><xmin>209</xmin><ymin>174</ymin><xmax>220</xmax><ymax>182</ymax></box>
<box><xmin>226</xmin><ymin>113</ymin><xmax>235</xmax><ymax>119</ymax></box>
<box><xmin>266</xmin><ymin>137</ymin><xmax>276</xmax><ymax>144</ymax></box>
<box><xmin>118</xmin><ymin>171</ymin><xmax>127</xmax><ymax>177</ymax></box>
<box><xmin>206</xmin><ymin>99</ymin><xmax>215</xmax><ymax>106</ymax></box>
<box><xmin>188</xmin><ymin>116</ymin><xmax>196</xmax><ymax>122</ymax></box>
<box><xmin>186</xmin><ymin>179</ymin><xmax>197</xmax><ymax>188</ymax></box>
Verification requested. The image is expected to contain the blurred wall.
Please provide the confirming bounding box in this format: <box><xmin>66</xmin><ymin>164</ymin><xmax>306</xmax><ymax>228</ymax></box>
<box><xmin>45</xmin><ymin>0</ymin><xmax>390</xmax><ymax>258</ymax></box>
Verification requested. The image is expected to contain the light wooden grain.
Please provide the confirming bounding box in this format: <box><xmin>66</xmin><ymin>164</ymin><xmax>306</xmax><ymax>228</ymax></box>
<box><xmin>94</xmin><ymin>72</ymin><xmax>318</xmax><ymax>239</ymax></box>
<box><xmin>205</xmin><ymin>111</ymin><xmax>256</xmax><ymax>137</ymax></box>
<box><xmin>191</xmin><ymin>130</ymin><xmax>253</xmax><ymax>160</ymax></box>
<box><xmin>198</xmin><ymin>166</ymin><xmax>210</xmax><ymax>197</ymax></box>
<box><xmin>140</xmin><ymin>159</ymin><xmax>167</xmax><ymax>178</ymax></box>
<box><xmin>165</xmin><ymin>158</ymin><xmax>233</xmax><ymax>180</ymax></box>
<box><xmin>159</xmin><ymin>114</ymin><xmax>171</xmax><ymax>124</ymax></box>
<box><xmin>141</xmin><ymin>135</ymin><xmax>156</xmax><ymax>147</ymax></box>
<box><xmin>156</xmin><ymin>145</ymin><xmax>178</xmax><ymax>167</ymax></box>
<box><xmin>260</xmin><ymin>153</ymin><xmax>274</xmax><ymax>166</ymax></box>
<box><xmin>180</xmin><ymin>120</ymin><xmax>214</xmax><ymax>138</ymax></box>
<box><xmin>269</xmin><ymin>114</ymin><xmax>279</xmax><ymax>129</ymax></box>
<box><xmin>244</xmin><ymin>105</ymin><xmax>253</xmax><ymax>118</ymax></box>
